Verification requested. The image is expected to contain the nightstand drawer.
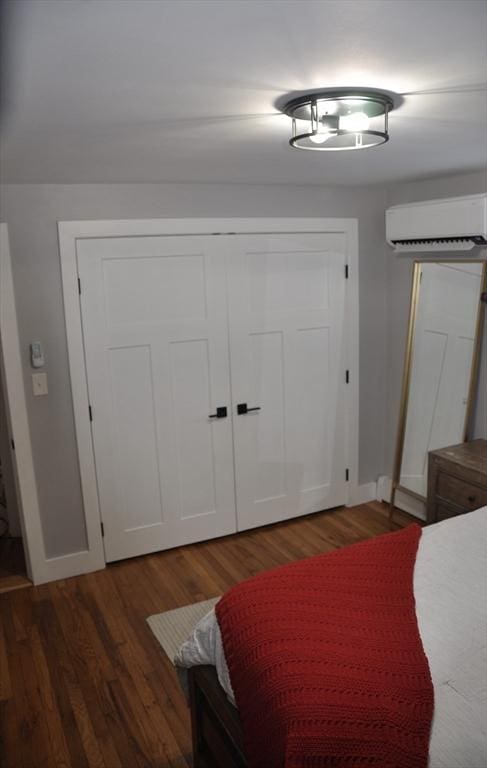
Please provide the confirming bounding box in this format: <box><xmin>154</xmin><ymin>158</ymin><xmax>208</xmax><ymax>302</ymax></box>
<box><xmin>427</xmin><ymin>441</ymin><xmax>487</xmax><ymax>524</ymax></box>
<box><xmin>436</xmin><ymin>500</ymin><xmax>463</xmax><ymax>522</ymax></box>
<box><xmin>436</xmin><ymin>471</ymin><xmax>487</xmax><ymax>511</ymax></box>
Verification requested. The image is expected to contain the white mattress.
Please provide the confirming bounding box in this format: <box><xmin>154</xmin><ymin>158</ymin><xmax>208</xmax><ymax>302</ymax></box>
<box><xmin>175</xmin><ymin>508</ymin><xmax>487</xmax><ymax>768</ymax></box>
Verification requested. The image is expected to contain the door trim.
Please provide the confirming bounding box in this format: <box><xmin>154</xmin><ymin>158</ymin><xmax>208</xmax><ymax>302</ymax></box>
<box><xmin>0</xmin><ymin>223</ymin><xmax>41</xmax><ymax>583</ymax></box>
<box><xmin>59</xmin><ymin>218</ymin><xmax>359</xmax><ymax>572</ymax></box>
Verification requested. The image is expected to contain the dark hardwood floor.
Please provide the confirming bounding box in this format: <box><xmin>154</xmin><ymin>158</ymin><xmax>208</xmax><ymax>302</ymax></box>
<box><xmin>0</xmin><ymin>502</ymin><xmax>412</xmax><ymax>768</ymax></box>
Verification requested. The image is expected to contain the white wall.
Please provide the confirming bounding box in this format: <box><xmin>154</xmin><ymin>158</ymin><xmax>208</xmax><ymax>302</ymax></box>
<box><xmin>0</xmin><ymin>182</ymin><xmax>388</xmax><ymax>558</ymax></box>
<box><xmin>384</xmin><ymin>170</ymin><xmax>487</xmax><ymax>475</ymax></box>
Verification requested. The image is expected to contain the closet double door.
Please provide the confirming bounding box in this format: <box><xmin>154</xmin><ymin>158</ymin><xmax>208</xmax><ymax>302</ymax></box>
<box><xmin>78</xmin><ymin>232</ymin><xmax>348</xmax><ymax>562</ymax></box>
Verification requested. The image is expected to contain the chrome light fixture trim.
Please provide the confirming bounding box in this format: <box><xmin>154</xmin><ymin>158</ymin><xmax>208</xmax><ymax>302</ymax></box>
<box><xmin>281</xmin><ymin>88</ymin><xmax>395</xmax><ymax>151</ymax></box>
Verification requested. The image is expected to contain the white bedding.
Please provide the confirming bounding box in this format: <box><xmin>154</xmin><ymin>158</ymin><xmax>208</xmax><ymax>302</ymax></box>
<box><xmin>175</xmin><ymin>508</ymin><xmax>487</xmax><ymax>768</ymax></box>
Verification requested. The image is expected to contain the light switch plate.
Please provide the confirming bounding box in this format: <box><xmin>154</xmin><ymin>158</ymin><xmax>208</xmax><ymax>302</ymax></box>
<box><xmin>32</xmin><ymin>372</ymin><xmax>48</xmax><ymax>396</ymax></box>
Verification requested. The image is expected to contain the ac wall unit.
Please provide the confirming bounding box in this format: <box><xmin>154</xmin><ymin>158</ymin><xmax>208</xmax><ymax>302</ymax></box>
<box><xmin>386</xmin><ymin>193</ymin><xmax>487</xmax><ymax>252</ymax></box>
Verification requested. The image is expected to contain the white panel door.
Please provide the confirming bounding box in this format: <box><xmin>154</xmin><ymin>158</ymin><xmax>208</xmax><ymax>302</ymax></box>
<box><xmin>227</xmin><ymin>234</ymin><xmax>348</xmax><ymax>531</ymax></box>
<box><xmin>77</xmin><ymin>236</ymin><xmax>236</xmax><ymax>561</ymax></box>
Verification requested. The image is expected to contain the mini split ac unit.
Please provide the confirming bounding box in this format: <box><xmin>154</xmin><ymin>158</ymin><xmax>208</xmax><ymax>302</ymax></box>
<box><xmin>386</xmin><ymin>193</ymin><xmax>487</xmax><ymax>252</ymax></box>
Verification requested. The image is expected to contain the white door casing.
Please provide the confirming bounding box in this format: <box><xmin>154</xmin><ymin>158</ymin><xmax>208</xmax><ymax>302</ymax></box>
<box><xmin>77</xmin><ymin>236</ymin><xmax>237</xmax><ymax>561</ymax></box>
<box><xmin>59</xmin><ymin>217</ymin><xmax>359</xmax><ymax>571</ymax></box>
<box><xmin>0</xmin><ymin>223</ymin><xmax>43</xmax><ymax>582</ymax></box>
<box><xmin>227</xmin><ymin>233</ymin><xmax>348</xmax><ymax>530</ymax></box>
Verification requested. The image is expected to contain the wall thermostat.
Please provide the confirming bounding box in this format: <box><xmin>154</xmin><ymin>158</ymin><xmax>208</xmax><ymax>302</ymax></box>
<box><xmin>30</xmin><ymin>341</ymin><xmax>45</xmax><ymax>368</ymax></box>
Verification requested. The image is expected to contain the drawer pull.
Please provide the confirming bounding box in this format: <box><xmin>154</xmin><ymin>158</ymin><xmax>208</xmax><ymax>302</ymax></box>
<box><xmin>468</xmin><ymin>495</ymin><xmax>476</xmax><ymax>504</ymax></box>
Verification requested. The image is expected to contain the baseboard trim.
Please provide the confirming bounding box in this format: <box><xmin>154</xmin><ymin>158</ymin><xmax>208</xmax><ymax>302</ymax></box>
<box><xmin>376</xmin><ymin>476</ymin><xmax>426</xmax><ymax>521</ymax></box>
<box><xmin>35</xmin><ymin>479</ymin><xmax>412</xmax><ymax>584</ymax></box>
<box><xmin>348</xmin><ymin>482</ymin><xmax>377</xmax><ymax>507</ymax></box>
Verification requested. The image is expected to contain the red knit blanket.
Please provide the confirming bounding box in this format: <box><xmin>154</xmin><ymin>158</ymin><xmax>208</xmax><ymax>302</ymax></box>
<box><xmin>216</xmin><ymin>525</ymin><xmax>433</xmax><ymax>768</ymax></box>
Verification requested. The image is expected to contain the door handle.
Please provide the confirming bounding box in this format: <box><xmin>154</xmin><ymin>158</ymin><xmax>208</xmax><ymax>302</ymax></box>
<box><xmin>237</xmin><ymin>403</ymin><xmax>261</xmax><ymax>415</ymax></box>
<box><xmin>208</xmin><ymin>406</ymin><xmax>227</xmax><ymax>419</ymax></box>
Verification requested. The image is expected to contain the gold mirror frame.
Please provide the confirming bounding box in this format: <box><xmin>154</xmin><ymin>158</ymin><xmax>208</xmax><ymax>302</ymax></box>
<box><xmin>390</xmin><ymin>259</ymin><xmax>487</xmax><ymax>521</ymax></box>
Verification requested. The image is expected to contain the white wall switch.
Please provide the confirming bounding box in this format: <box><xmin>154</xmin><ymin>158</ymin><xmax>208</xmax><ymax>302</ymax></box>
<box><xmin>32</xmin><ymin>372</ymin><xmax>48</xmax><ymax>396</ymax></box>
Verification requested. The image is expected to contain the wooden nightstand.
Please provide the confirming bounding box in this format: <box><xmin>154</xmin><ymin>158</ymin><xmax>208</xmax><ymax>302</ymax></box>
<box><xmin>426</xmin><ymin>439</ymin><xmax>487</xmax><ymax>524</ymax></box>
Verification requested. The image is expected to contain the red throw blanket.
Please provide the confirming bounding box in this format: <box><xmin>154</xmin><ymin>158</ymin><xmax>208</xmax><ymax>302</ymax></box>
<box><xmin>216</xmin><ymin>524</ymin><xmax>433</xmax><ymax>768</ymax></box>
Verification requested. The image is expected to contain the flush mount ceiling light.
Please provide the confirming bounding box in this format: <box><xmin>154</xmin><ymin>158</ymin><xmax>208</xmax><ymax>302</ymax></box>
<box><xmin>280</xmin><ymin>88</ymin><xmax>396</xmax><ymax>151</ymax></box>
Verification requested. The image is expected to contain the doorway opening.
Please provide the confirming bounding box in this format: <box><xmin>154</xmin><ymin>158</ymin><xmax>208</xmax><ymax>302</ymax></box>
<box><xmin>0</xmin><ymin>365</ymin><xmax>30</xmax><ymax>593</ymax></box>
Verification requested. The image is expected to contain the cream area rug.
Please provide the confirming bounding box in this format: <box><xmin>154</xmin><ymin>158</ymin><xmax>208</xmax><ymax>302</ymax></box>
<box><xmin>147</xmin><ymin>597</ymin><xmax>220</xmax><ymax>662</ymax></box>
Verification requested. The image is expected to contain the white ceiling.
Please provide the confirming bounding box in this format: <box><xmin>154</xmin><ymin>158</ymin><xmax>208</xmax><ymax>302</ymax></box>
<box><xmin>1</xmin><ymin>0</ymin><xmax>486</xmax><ymax>186</ymax></box>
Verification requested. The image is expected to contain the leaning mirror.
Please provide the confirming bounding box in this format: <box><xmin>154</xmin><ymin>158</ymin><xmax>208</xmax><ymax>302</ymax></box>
<box><xmin>391</xmin><ymin>260</ymin><xmax>487</xmax><ymax>516</ymax></box>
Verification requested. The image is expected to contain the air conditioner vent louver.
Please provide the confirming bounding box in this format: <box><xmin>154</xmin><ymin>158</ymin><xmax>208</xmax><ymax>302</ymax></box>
<box><xmin>391</xmin><ymin>237</ymin><xmax>482</xmax><ymax>246</ymax></box>
<box><xmin>386</xmin><ymin>194</ymin><xmax>487</xmax><ymax>253</ymax></box>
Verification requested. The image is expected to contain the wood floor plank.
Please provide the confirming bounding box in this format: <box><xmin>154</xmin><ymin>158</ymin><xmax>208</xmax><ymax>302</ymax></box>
<box><xmin>65</xmin><ymin>578</ymin><xmax>146</xmax><ymax>768</ymax></box>
<box><xmin>2</xmin><ymin>596</ymin><xmax>39</xmax><ymax>768</ymax></box>
<box><xmin>51</xmin><ymin>583</ymin><xmax>124</xmax><ymax>768</ymax></box>
<box><xmin>0</xmin><ymin>700</ymin><xmax>22</xmax><ymax>768</ymax></box>
<box><xmin>0</xmin><ymin>618</ymin><xmax>12</xmax><ymax>702</ymax></box>
<box><xmin>179</xmin><ymin>549</ymin><xmax>224</xmax><ymax>598</ymax></box>
<box><xmin>0</xmin><ymin>502</ymin><xmax>411</xmax><ymax>768</ymax></box>
<box><xmin>105</xmin><ymin>678</ymin><xmax>153</xmax><ymax>768</ymax></box>
<box><xmin>90</xmin><ymin>565</ymin><xmax>193</xmax><ymax>766</ymax></box>
<box><xmin>36</xmin><ymin>600</ymin><xmax>91</xmax><ymax>768</ymax></box>
<box><xmin>116</xmin><ymin>637</ymin><xmax>189</xmax><ymax>768</ymax></box>
<box><xmin>17</xmin><ymin>631</ymin><xmax>54</xmax><ymax>768</ymax></box>
<box><xmin>29</xmin><ymin>624</ymin><xmax>72</xmax><ymax>768</ymax></box>
<box><xmin>0</xmin><ymin>599</ymin><xmax>25</xmax><ymax>768</ymax></box>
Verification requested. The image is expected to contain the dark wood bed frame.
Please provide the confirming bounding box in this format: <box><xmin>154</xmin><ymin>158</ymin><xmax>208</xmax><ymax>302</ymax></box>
<box><xmin>188</xmin><ymin>665</ymin><xmax>247</xmax><ymax>768</ymax></box>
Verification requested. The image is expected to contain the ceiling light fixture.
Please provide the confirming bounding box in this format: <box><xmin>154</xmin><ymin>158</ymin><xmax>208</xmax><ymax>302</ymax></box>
<box><xmin>280</xmin><ymin>88</ymin><xmax>396</xmax><ymax>151</ymax></box>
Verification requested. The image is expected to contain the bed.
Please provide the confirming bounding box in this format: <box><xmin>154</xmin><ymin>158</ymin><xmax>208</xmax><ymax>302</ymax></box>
<box><xmin>175</xmin><ymin>508</ymin><xmax>487</xmax><ymax>768</ymax></box>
